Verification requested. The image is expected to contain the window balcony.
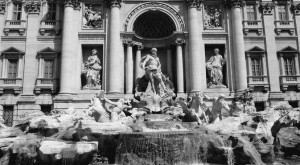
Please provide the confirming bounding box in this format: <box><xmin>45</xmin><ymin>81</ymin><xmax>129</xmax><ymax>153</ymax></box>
<box><xmin>0</xmin><ymin>78</ymin><xmax>22</xmax><ymax>94</ymax></box>
<box><xmin>34</xmin><ymin>78</ymin><xmax>58</xmax><ymax>94</ymax></box>
<box><xmin>247</xmin><ymin>76</ymin><xmax>269</xmax><ymax>91</ymax></box>
<box><xmin>274</xmin><ymin>20</ymin><xmax>295</xmax><ymax>35</ymax></box>
<box><xmin>39</xmin><ymin>20</ymin><xmax>61</xmax><ymax>35</ymax></box>
<box><xmin>242</xmin><ymin>20</ymin><xmax>263</xmax><ymax>35</ymax></box>
<box><xmin>3</xmin><ymin>20</ymin><xmax>26</xmax><ymax>36</ymax></box>
<box><xmin>280</xmin><ymin>75</ymin><xmax>300</xmax><ymax>91</ymax></box>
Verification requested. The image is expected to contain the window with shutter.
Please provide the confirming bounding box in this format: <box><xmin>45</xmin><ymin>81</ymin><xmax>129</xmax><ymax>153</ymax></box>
<box><xmin>44</xmin><ymin>59</ymin><xmax>54</xmax><ymax>78</ymax></box>
<box><xmin>13</xmin><ymin>3</ymin><xmax>22</xmax><ymax>20</ymax></box>
<box><xmin>284</xmin><ymin>58</ymin><xmax>295</xmax><ymax>76</ymax></box>
<box><xmin>47</xmin><ymin>3</ymin><xmax>56</xmax><ymax>20</ymax></box>
<box><xmin>278</xmin><ymin>5</ymin><xmax>287</xmax><ymax>21</ymax></box>
<box><xmin>7</xmin><ymin>59</ymin><xmax>18</xmax><ymax>78</ymax></box>
<box><xmin>246</xmin><ymin>5</ymin><xmax>255</xmax><ymax>21</ymax></box>
<box><xmin>3</xmin><ymin>106</ymin><xmax>14</xmax><ymax>127</ymax></box>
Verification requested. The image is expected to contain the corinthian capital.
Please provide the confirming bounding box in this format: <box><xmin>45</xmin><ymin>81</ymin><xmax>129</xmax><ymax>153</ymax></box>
<box><xmin>291</xmin><ymin>3</ymin><xmax>300</xmax><ymax>15</ymax></box>
<box><xmin>186</xmin><ymin>0</ymin><xmax>203</xmax><ymax>8</ymax></box>
<box><xmin>225</xmin><ymin>0</ymin><xmax>245</xmax><ymax>8</ymax></box>
<box><xmin>64</xmin><ymin>0</ymin><xmax>81</xmax><ymax>8</ymax></box>
<box><xmin>259</xmin><ymin>2</ymin><xmax>275</xmax><ymax>14</ymax></box>
<box><xmin>105</xmin><ymin>0</ymin><xmax>122</xmax><ymax>8</ymax></box>
<box><xmin>25</xmin><ymin>1</ymin><xmax>41</xmax><ymax>13</ymax></box>
<box><xmin>0</xmin><ymin>1</ymin><xmax>5</xmax><ymax>14</ymax></box>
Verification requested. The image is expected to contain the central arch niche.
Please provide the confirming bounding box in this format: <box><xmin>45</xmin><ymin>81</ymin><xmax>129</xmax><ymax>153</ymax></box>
<box><xmin>133</xmin><ymin>10</ymin><xmax>176</xmax><ymax>39</ymax></box>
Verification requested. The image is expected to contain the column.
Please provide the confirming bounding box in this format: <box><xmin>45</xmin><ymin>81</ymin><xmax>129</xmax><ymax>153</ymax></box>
<box><xmin>279</xmin><ymin>55</ymin><xmax>285</xmax><ymax>76</ymax></box>
<box><xmin>246</xmin><ymin>54</ymin><xmax>252</xmax><ymax>77</ymax></box>
<box><xmin>60</xmin><ymin>1</ymin><xmax>76</xmax><ymax>94</ymax></box>
<box><xmin>261</xmin><ymin>2</ymin><xmax>281</xmax><ymax>93</ymax></box>
<box><xmin>166</xmin><ymin>46</ymin><xmax>173</xmax><ymax>79</ymax></box>
<box><xmin>125</xmin><ymin>41</ymin><xmax>133</xmax><ymax>94</ymax></box>
<box><xmin>22</xmin><ymin>2</ymin><xmax>41</xmax><ymax>95</ymax></box>
<box><xmin>135</xmin><ymin>45</ymin><xmax>144</xmax><ymax>81</ymax></box>
<box><xmin>176</xmin><ymin>39</ymin><xmax>185</xmax><ymax>94</ymax></box>
<box><xmin>229</xmin><ymin>1</ymin><xmax>248</xmax><ymax>91</ymax></box>
<box><xmin>186</xmin><ymin>0</ymin><xmax>206</xmax><ymax>92</ymax></box>
<box><xmin>106</xmin><ymin>0</ymin><xmax>123</xmax><ymax>94</ymax></box>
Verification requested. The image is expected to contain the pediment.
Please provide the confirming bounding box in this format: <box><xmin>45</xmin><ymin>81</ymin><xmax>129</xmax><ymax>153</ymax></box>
<box><xmin>246</xmin><ymin>46</ymin><xmax>265</xmax><ymax>52</ymax></box>
<box><xmin>278</xmin><ymin>46</ymin><xmax>298</xmax><ymax>53</ymax></box>
<box><xmin>1</xmin><ymin>47</ymin><xmax>25</xmax><ymax>55</ymax></box>
<box><xmin>37</xmin><ymin>47</ymin><xmax>57</xmax><ymax>54</ymax></box>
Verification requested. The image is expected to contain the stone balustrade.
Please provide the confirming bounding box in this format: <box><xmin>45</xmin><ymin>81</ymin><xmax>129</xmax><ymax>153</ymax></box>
<box><xmin>242</xmin><ymin>20</ymin><xmax>263</xmax><ymax>35</ymax></box>
<box><xmin>40</xmin><ymin>20</ymin><xmax>61</xmax><ymax>35</ymax></box>
<box><xmin>275</xmin><ymin>20</ymin><xmax>295</xmax><ymax>35</ymax></box>
<box><xmin>4</xmin><ymin>20</ymin><xmax>26</xmax><ymax>36</ymax></box>
<box><xmin>0</xmin><ymin>78</ymin><xmax>22</xmax><ymax>94</ymax></box>
<box><xmin>280</xmin><ymin>75</ymin><xmax>300</xmax><ymax>91</ymax></box>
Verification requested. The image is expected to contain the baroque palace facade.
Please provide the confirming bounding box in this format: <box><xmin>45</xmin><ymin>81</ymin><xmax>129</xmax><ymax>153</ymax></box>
<box><xmin>1</xmin><ymin>0</ymin><xmax>300</xmax><ymax>125</ymax></box>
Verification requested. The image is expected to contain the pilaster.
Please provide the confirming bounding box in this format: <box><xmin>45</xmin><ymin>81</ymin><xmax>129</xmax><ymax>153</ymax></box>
<box><xmin>261</xmin><ymin>1</ymin><xmax>282</xmax><ymax>96</ymax></box>
<box><xmin>21</xmin><ymin>0</ymin><xmax>41</xmax><ymax>99</ymax></box>
<box><xmin>73</xmin><ymin>4</ymin><xmax>81</xmax><ymax>91</ymax></box>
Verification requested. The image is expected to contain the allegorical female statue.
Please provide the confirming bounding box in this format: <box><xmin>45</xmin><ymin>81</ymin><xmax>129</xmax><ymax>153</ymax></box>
<box><xmin>206</xmin><ymin>48</ymin><xmax>226</xmax><ymax>88</ymax></box>
<box><xmin>83</xmin><ymin>49</ymin><xmax>102</xmax><ymax>88</ymax></box>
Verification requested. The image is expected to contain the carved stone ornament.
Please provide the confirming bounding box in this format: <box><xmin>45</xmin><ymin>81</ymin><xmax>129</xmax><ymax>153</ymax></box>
<box><xmin>0</xmin><ymin>1</ymin><xmax>6</xmax><ymax>14</ymax></box>
<box><xmin>203</xmin><ymin>5</ymin><xmax>222</xmax><ymax>29</ymax></box>
<box><xmin>25</xmin><ymin>1</ymin><xmax>41</xmax><ymax>13</ymax></box>
<box><xmin>64</xmin><ymin>0</ymin><xmax>81</xmax><ymax>8</ymax></box>
<box><xmin>225</xmin><ymin>0</ymin><xmax>245</xmax><ymax>8</ymax></box>
<box><xmin>259</xmin><ymin>2</ymin><xmax>275</xmax><ymax>14</ymax></box>
<box><xmin>291</xmin><ymin>3</ymin><xmax>300</xmax><ymax>15</ymax></box>
<box><xmin>186</xmin><ymin>0</ymin><xmax>203</xmax><ymax>8</ymax></box>
<box><xmin>83</xmin><ymin>4</ymin><xmax>103</xmax><ymax>29</ymax></box>
<box><xmin>105</xmin><ymin>0</ymin><xmax>122</xmax><ymax>8</ymax></box>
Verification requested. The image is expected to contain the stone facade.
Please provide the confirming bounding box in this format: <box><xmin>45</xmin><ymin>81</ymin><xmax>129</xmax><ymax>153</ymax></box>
<box><xmin>1</xmin><ymin>0</ymin><xmax>300</xmax><ymax>125</ymax></box>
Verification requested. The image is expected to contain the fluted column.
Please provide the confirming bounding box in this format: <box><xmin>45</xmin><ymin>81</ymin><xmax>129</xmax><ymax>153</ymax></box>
<box><xmin>176</xmin><ymin>39</ymin><xmax>185</xmax><ymax>94</ymax></box>
<box><xmin>60</xmin><ymin>1</ymin><xmax>77</xmax><ymax>94</ymax></box>
<box><xmin>135</xmin><ymin>45</ymin><xmax>144</xmax><ymax>81</ymax></box>
<box><xmin>125</xmin><ymin>41</ymin><xmax>133</xmax><ymax>94</ymax></box>
<box><xmin>186</xmin><ymin>0</ymin><xmax>206</xmax><ymax>92</ymax></box>
<box><xmin>229</xmin><ymin>1</ymin><xmax>248</xmax><ymax>91</ymax></box>
<box><xmin>106</xmin><ymin>0</ymin><xmax>123</xmax><ymax>94</ymax></box>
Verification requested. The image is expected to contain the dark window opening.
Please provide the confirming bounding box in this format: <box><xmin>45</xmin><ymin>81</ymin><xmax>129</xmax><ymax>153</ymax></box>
<box><xmin>47</xmin><ymin>3</ymin><xmax>56</xmax><ymax>20</ymax></box>
<box><xmin>41</xmin><ymin>105</ymin><xmax>52</xmax><ymax>115</ymax></box>
<box><xmin>288</xmin><ymin>101</ymin><xmax>298</xmax><ymax>108</ymax></box>
<box><xmin>3</xmin><ymin>106</ymin><xmax>14</xmax><ymax>127</ymax></box>
<box><xmin>7</xmin><ymin>59</ymin><xmax>18</xmax><ymax>78</ymax></box>
<box><xmin>246</xmin><ymin>5</ymin><xmax>256</xmax><ymax>21</ymax></box>
<box><xmin>13</xmin><ymin>3</ymin><xmax>22</xmax><ymax>20</ymax></box>
<box><xmin>255</xmin><ymin>102</ymin><xmax>265</xmax><ymax>112</ymax></box>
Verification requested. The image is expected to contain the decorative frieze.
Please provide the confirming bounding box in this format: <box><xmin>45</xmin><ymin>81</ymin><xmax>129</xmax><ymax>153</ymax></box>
<box><xmin>25</xmin><ymin>1</ymin><xmax>41</xmax><ymax>13</ymax></box>
<box><xmin>64</xmin><ymin>0</ymin><xmax>81</xmax><ymax>8</ymax></box>
<box><xmin>203</xmin><ymin>5</ymin><xmax>222</xmax><ymax>29</ymax></box>
<box><xmin>259</xmin><ymin>2</ymin><xmax>275</xmax><ymax>14</ymax></box>
<box><xmin>225</xmin><ymin>0</ymin><xmax>245</xmax><ymax>8</ymax></box>
<box><xmin>0</xmin><ymin>1</ymin><xmax>6</xmax><ymax>14</ymax></box>
<box><xmin>105</xmin><ymin>0</ymin><xmax>122</xmax><ymax>8</ymax></box>
<box><xmin>291</xmin><ymin>3</ymin><xmax>300</xmax><ymax>15</ymax></box>
<box><xmin>83</xmin><ymin>4</ymin><xmax>103</xmax><ymax>29</ymax></box>
<box><xmin>185</xmin><ymin>0</ymin><xmax>203</xmax><ymax>8</ymax></box>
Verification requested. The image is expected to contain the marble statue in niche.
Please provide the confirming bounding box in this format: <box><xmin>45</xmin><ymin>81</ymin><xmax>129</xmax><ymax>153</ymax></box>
<box><xmin>83</xmin><ymin>4</ymin><xmax>103</xmax><ymax>28</ymax></box>
<box><xmin>203</xmin><ymin>5</ymin><xmax>222</xmax><ymax>29</ymax></box>
<box><xmin>83</xmin><ymin>49</ymin><xmax>102</xmax><ymax>89</ymax></box>
<box><xmin>206</xmin><ymin>48</ymin><xmax>226</xmax><ymax>88</ymax></box>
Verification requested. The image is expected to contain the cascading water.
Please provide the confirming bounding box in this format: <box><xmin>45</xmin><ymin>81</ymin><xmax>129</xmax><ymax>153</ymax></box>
<box><xmin>115</xmin><ymin>130</ymin><xmax>229</xmax><ymax>165</ymax></box>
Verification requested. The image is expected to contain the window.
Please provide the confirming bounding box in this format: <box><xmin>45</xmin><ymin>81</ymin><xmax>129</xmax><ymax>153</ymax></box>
<box><xmin>3</xmin><ymin>106</ymin><xmax>14</xmax><ymax>127</ymax></box>
<box><xmin>13</xmin><ymin>3</ymin><xmax>22</xmax><ymax>20</ymax></box>
<box><xmin>251</xmin><ymin>58</ymin><xmax>262</xmax><ymax>76</ymax></box>
<box><xmin>278</xmin><ymin>5</ymin><xmax>287</xmax><ymax>20</ymax></box>
<box><xmin>44</xmin><ymin>59</ymin><xmax>54</xmax><ymax>78</ymax></box>
<box><xmin>284</xmin><ymin>57</ymin><xmax>295</xmax><ymax>76</ymax></box>
<box><xmin>7</xmin><ymin>59</ymin><xmax>18</xmax><ymax>78</ymax></box>
<box><xmin>47</xmin><ymin>3</ymin><xmax>56</xmax><ymax>20</ymax></box>
<box><xmin>246</xmin><ymin>5</ymin><xmax>255</xmax><ymax>21</ymax></box>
